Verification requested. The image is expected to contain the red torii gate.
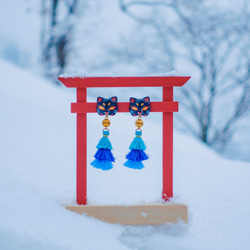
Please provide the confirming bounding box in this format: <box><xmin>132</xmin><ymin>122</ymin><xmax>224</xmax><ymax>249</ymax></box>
<box><xmin>59</xmin><ymin>76</ymin><xmax>190</xmax><ymax>224</ymax></box>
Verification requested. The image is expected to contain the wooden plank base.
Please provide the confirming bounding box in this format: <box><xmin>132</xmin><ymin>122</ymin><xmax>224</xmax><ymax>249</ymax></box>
<box><xmin>65</xmin><ymin>204</ymin><xmax>188</xmax><ymax>225</ymax></box>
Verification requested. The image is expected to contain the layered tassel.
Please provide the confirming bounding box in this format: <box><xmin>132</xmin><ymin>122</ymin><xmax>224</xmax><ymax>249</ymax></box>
<box><xmin>91</xmin><ymin>130</ymin><xmax>115</xmax><ymax>170</ymax></box>
<box><xmin>124</xmin><ymin>130</ymin><xmax>149</xmax><ymax>169</ymax></box>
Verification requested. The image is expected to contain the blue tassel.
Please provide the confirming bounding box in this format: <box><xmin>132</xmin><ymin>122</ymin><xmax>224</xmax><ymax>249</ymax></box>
<box><xmin>91</xmin><ymin>130</ymin><xmax>115</xmax><ymax>170</ymax></box>
<box><xmin>94</xmin><ymin>148</ymin><xmax>115</xmax><ymax>162</ymax></box>
<box><xmin>96</xmin><ymin>130</ymin><xmax>113</xmax><ymax>150</ymax></box>
<box><xmin>126</xmin><ymin>149</ymin><xmax>148</xmax><ymax>161</ymax></box>
<box><xmin>91</xmin><ymin>159</ymin><xmax>113</xmax><ymax>170</ymax></box>
<box><xmin>129</xmin><ymin>130</ymin><xmax>146</xmax><ymax>151</ymax></box>
<box><xmin>124</xmin><ymin>160</ymin><xmax>144</xmax><ymax>169</ymax></box>
<box><xmin>124</xmin><ymin>130</ymin><xmax>149</xmax><ymax>169</ymax></box>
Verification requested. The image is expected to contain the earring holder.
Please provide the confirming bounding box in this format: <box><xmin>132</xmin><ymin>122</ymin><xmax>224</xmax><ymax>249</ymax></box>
<box><xmin>91</xmin><ymin>96</ymin><xmax>118</xmax><ymax>170</ymax></box>
<box><xmin>124</xmin><ymin>97</ymin><xmax>150</xmax><ymax>169</ymax></box>
<box><xmin>59</xmin><ymin>75</ymin><xmax>191</xmax><ymax>225</ymax></box>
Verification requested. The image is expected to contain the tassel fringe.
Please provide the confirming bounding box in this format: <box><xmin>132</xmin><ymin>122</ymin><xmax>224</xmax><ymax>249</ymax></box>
<box><xmin>124</xmin><ymin>130</ymin><xmax>148</xmax><ymax>170</ymax></box>
<box><xmin>91</xmin><ymin>130</ymin><xmax>115</xmax><ymax>170</ymax></box>
<box><xmin>91</xmin><ymin>159</ymin><xmax>113</xmax><ymax>170</ymax></box>
<box><xmin>124</xmin><ymin>159</ymin><xmax>144</xmax><ymax>169</ymax></box>
<box><xmin>126</xmin><ymin>149</ymin><xmax>149</xmax><ymax>161</ymax></box>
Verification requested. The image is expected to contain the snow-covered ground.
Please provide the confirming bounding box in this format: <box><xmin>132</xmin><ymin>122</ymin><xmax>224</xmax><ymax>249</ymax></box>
<box><xmin>1</xmin><ymin>59</ymin><xmax>250</xmax><ymax>249</ymax></box>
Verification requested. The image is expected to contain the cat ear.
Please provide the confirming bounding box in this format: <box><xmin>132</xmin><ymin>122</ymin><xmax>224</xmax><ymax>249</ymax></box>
<box><xmin>97</xmin><ymin>97</ymin><xmax>103</xmax><ymax>103</ymax></box>
<box><xmin>111</xmin><ymin>96</ymin><xmax>117</xmax><ymax>102</ymax></box>
<box><xmin>130</xmin><ymin>97</ymin><xmax>136</xmax><ymax>103</ymax></box>
<box><xmin>143</xmin><ymin>96</ymin><xmax>150</xmax><ymax>103</ymax></box>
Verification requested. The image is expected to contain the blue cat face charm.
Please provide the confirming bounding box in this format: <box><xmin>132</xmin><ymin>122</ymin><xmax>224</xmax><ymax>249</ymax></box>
<box><xmin>129</xmin><ymin>96</ymin><xmax>150</xmax><ymax>116</ymax></box>
<box><xmin>96</xmin><ymin>96</ymin><xmax>118</xmax><ymax>116</ymax></box>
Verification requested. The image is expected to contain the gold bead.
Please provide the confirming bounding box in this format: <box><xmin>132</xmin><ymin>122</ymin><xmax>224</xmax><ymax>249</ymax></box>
<box><xmin>135</xmin><ymin>119</ymin><xmax>143</xmax><ymax>128</ymax></box>
<box><xmin>102</xmin><ymin>118</ymin><xmax>110</xmax><ymax>128</ymax></box>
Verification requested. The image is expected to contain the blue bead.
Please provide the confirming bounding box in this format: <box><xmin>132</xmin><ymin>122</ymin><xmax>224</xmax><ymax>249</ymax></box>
<box><xmin>103</xmin><ymin>130</ymin><xmax>109</xmax><ymax>136</ymax></box>
<box><xmin>135</xmin><ymin>130</ymin><xmax>142</xmax><ymax>136</ymax></box>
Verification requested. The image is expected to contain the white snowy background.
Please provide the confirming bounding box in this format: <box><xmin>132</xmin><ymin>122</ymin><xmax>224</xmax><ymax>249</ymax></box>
<box><xmin>0</xmin><ymin>1</ymin><xmax>250</xmax><ymax>249</ymax></box>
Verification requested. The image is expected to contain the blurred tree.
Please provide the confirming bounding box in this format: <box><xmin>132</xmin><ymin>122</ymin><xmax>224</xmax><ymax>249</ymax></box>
<box><xmin>40</xmin><ymin>0</ymin><xmax>78</xmax><ymax>83</ymax></box>
<box><xmin>119</xmin><ymin>0</ymin><xmax>250</xmax><ymax>149</ymax></box>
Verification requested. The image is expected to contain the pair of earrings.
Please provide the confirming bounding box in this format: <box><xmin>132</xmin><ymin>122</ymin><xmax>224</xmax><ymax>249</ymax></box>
<box><xmin>91</xmin><ymin>96</ymin><xmax>150</xmax><ymax>171</ymax></box>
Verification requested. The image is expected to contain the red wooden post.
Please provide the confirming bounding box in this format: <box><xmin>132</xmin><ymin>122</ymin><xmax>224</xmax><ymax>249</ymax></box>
<box><xmin>58</xmin><ymin>76</ymin><xmax>190</xmax><ymax>205</ymax></box>
<box><xmin>162</xmin><ymin>87</ymin><xmax>174</xmax><ymax>200</ymax></box>
<box><xmin>76</xmin><ymin>88</ymin><xmax>87</xmax><ymax>205</ymax></box>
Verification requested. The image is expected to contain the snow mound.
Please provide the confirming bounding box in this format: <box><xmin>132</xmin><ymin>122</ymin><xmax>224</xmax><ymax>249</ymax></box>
<box><xmin>1</xmin><ymin>59</ymin><xmax>250</xmax><ymax>249</ymax></box>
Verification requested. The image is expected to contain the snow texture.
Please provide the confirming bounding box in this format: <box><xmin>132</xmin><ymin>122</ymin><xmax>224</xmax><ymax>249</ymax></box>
<box><xmin>59</xmin><ymin>71</ymin><xmax>181</xmax><ymax>78</ymax></box>
<box><xmin>1</xmin><ymin>59</ymin><xmax>250</xmax><ymax>250</ymax></box>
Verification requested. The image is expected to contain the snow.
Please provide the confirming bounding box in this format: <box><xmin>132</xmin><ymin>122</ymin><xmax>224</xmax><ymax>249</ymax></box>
<box><xmin>1</xmin><ymin>59</ymin><xmax>250</xmax><ymax>249</ymax></box>
<box><xmin>59</xmin><ymin>70</ymin><xmax>182</xmax><ymax>78</ymax></box>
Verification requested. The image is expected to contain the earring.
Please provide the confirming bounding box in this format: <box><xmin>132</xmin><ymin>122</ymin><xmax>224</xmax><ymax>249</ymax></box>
<box><xmin>91</xmin><ymin>96</ymin><xmax>118</xmax><ymax>170</ymax></box>
<box><xmin>124</xmin><ymin>96</ymin><xmax>150</xmax><ymax>169</ymax></box>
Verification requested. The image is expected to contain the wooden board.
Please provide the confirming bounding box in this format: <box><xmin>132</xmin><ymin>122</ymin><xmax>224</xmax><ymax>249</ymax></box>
<box><xmin>65</xmin><ymin>204</ymin><xmax>188</xmax><ymax>225</ymax></box>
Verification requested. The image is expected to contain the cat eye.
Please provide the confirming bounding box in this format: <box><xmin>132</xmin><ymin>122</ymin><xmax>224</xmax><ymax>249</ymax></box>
<box><xmin>142</xmin><ymin>106</ymin><xmax>149</xmax><ymax>111</ymax></box>
<box><xmin>109</xmin><ymin>106</ymin><xmax>116</xmax><ymax>110</ymax></box>
<box><xmin>98</xmin><ymin>105</ymin><xmax>105</xmax><ymax>110</ymax></box>
<box><xmin>131</xmin><ymin>106</ymin><xmax>138</xmax><ymax>111</ymax></box>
